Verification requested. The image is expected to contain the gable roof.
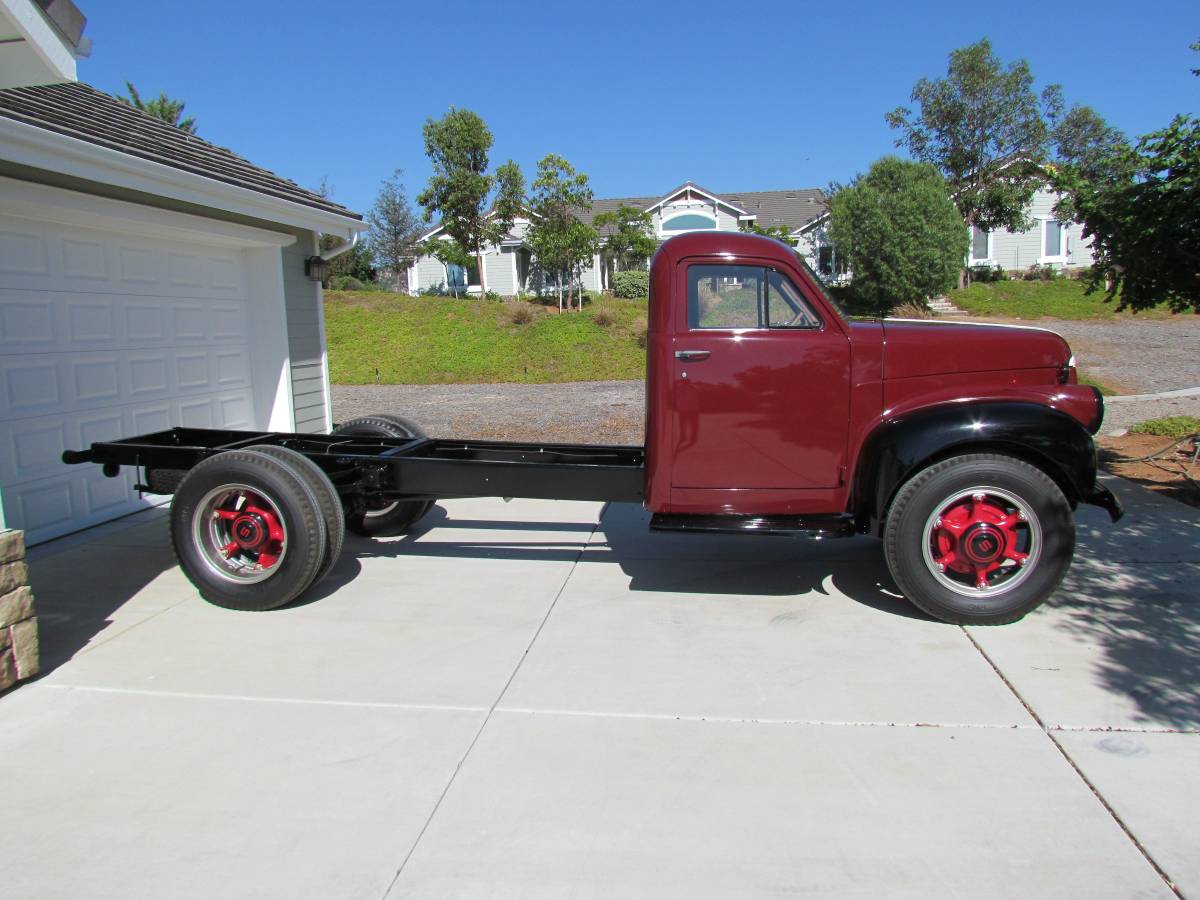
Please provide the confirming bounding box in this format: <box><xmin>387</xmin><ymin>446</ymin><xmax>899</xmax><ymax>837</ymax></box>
<box><xmin>0</xmin><ymin>81</ymin><xmax>360</xmax><ymax>220</ymax></box>
<box><xmin>584</xmin><ymin>183</ymin><xmax>827</xmax><ymax>236</ymax></box>
<box><xmin>417</xmin><ymin>182</ymin><xmax>829</xmax><ymax>242</ymax></box>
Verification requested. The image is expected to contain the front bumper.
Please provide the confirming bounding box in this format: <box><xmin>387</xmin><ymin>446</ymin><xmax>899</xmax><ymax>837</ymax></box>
<box><xmin>1083</xmin><ymin>482</ymin><xmax>1124</xmax><ymax>522</ymax></box>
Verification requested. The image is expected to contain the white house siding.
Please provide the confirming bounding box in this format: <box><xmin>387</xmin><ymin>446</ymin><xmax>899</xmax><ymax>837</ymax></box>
<box><xmin>580</xmin><ymin>253</ymin><xmax>602</xmax><ymax>292</ymax></box>
<box><xmin>281</xmin><ymin>230</ymin><xmax>329</xmax><ymax>433</ymax></box>
<box><xmin>977</xmin><ymin>190</ymin><xmax>1093</xmax><ymax>272</ymax></box>
<box><xmin>485</xmin><ymin>249</ymin><xmax>516</xmax><ymax>295</ymax></box>
<box><xmin>794</xmin><ymin>226</ymin><xmax>827</xmax><ymax>274</ymax></box>
<box><xmin>415</xmin><ymin>255</ymin><xmax>447</xmax><ymax>293</ymax></box>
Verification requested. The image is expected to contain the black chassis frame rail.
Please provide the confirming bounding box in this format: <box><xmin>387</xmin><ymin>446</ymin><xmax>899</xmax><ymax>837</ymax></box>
<box><xmin>62</xmin><ymin>427</ymin><xmax>646</xmax><ymax>505</ymax></box>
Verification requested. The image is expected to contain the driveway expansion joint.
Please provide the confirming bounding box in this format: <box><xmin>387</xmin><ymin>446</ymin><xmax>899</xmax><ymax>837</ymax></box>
<box><xmin>961</xmin><ymin>626</ymin><xmax>1184</xmax><ymax>897</ymax></box>
<box><xmin>379</xmin><ymin>515</ymin><xmax>602</xmax><ymax>900</ymax></box>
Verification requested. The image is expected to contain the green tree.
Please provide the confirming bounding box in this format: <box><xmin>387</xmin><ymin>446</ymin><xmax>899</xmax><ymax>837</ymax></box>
<box><xmin>526</xmin><ymin>154</ymin><xmax>599</xmax><ymax>311</ymax></box>
<box><xmin>119</xmin><ymin>81</ymin><xmax>197</xmax><ymax>134</ymax></box>
<box><xmin>886</xmin><ymin>38</ymin><xmax>1060</xmax><ymax>281</ymax></box>
<box><xmin>416</xmin><ymin>108</ymin><xmax>521</xmax><ymax>295</ymax></box>
<box><xmin>738</xmin><ymin>221</ymin><xmax>799</xmax><ymax>247</ymax></box>
<box><xmin>314</xmin><ymin>177</ymin><xmax>374</xmax><ymax>286</ymax></box>
<box><xmin>592</xmin><ymin>204</ymin><xmax>657</xmax><ymax>271</ymax></box>
<box><xmin>1054</xmin><ymin>115</ymin><xmax>1199</xmax><ymax>312</ymax></box>
<box><xmin>367</xmin><ymin>169</ymin><xmax>423</xmax><ymax>292</ymax></box>
<box><xmin>828</xmin><ymin>157</ymin><xmax>966</xmax><ymax>316</ymax></box>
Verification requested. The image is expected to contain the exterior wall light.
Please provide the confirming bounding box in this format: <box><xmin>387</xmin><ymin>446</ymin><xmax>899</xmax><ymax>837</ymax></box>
<box><xmin>304</xmin><ymin>256</ymin><xmax>330</xmax><ymax>282</ymax></box>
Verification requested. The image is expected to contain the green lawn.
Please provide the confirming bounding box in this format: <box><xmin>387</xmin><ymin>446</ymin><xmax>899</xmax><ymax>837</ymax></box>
<box><xmin>324</xmin><ymin>291</ymin><xmax>647</xmax><ymax>384</ymax></box>
<box><xmin>954</xmin><ymin>279</ymin><xmax>1168</xmax><ymax>320</ymax></box>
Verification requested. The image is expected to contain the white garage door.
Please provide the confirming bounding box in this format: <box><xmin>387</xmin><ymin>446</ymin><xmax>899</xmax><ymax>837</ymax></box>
<box><xmin>0</xmin><ymin>210</ymin><xmax>259</xmax><ymax>544</ymax></box>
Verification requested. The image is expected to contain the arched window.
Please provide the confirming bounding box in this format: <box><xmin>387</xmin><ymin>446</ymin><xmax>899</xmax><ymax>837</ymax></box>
<box><xmin>661</xmin><ymin>213</ymin><xmax>717</xmax><ymax>232</ymax></box>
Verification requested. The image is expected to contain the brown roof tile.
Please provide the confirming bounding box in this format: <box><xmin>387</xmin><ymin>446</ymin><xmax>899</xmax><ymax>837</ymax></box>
<box><xmin>0</xmin><ymin>81</ymin><xmax>360</xmax><ymax>220</ymax></box>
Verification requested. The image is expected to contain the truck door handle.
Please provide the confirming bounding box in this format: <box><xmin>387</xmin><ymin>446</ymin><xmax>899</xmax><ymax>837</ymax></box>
<box><xmin>675</xmin><ymin>350</ymin><xmax>710</xmax><ymax>361</ymax></box>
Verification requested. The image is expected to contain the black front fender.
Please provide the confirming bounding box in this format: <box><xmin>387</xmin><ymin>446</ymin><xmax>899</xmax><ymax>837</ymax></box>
<box><xmin>853</xmin><ymin>401</ymin><xmax>1105</xmax><ymax>533</ymax></box>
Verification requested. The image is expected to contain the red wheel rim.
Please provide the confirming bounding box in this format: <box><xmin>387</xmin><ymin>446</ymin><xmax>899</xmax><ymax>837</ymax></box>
<box><xmin>921</xmin><ymin>487</ymin><xmax>1040</xmax><ymax>596</ymax></box>
<box><xmin>193</xmin><ymin>484</ymin><xmax>288</xmax><ymax>583</ymax></box>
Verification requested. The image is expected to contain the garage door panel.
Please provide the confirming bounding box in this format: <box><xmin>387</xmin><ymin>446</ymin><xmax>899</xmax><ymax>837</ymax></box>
<box><xmin>1</xmin><ymin>289</ymin><xmax>250</xmax><ymax>355</ymax></box>
<box><xmin>61</xmin><ymin>235</ymin><xmax>110</xmax><ymax>282</ymax></box>
<box><xmin>0</xmin><ymin>417</ymin><xmax>69</xmax><ymax>484</ymax></box>
<box><xmin>0</xmin><ymin>294</ymin><xmax>57</xmax><ymax>352</ymax></box>
<box><xmin>1</xmin><ymin>212</ymin><xmax>260</xmax><ymax>543</ymax></box>
<box><xmin>1</xmin><ymin>215</ymin><xmax>249</xmax><ymax>300</ymax></box>
<box><xmin>0</xmin><ymin>223</ymin><xmax>51</xmax><ymax>286</ymax></box>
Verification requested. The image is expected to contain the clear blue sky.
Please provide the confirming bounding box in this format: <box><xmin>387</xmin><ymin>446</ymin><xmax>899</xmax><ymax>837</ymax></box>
<box><xmin>79</xmin><ymin>0</ymin><xmax>1198</xmax><ymax>216</ymax></box>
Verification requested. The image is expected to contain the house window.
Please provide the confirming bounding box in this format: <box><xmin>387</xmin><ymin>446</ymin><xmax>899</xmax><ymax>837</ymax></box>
<box><xmin>446</xmin><ymin>260</ymin><xmax>480</xmax><ymax>291</ymax></box>
<box><xmin>662</xmin><ymin>213</ymin><xmax>717</xmax><ymax>232</ymax></box>
<box><xmin>816</xmin><ymin>245</ymin><xmax>846</xmax><ymax>280</ymax></box>
<box><xmin>1042</xmin><ymin>220</ymin><xmax>1065</xmax><ymax>260</ymax></box>
<box><xmin>970</xmin><ymin>226</ymin><xmax>991</xmax><ymax>263</ymax></box>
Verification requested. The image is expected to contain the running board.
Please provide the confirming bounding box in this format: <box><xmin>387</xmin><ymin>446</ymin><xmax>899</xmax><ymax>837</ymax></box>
<box><xmin>648</xmin><ymin>513</ymin><xmax>857</xmax><ymax>538</ymax></box>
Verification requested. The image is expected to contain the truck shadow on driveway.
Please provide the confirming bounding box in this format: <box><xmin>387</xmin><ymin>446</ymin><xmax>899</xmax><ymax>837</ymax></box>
<box><xmin>311</xmin><ymin>501</ymin><xmax>929</xmax><ymax>622</ymax></box>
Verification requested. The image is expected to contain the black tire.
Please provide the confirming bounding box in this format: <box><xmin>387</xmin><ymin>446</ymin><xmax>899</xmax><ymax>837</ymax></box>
<box><xmin>246</xmin><ymin>445</ymin><xmax>345</xmax><ymax>589</ymax></box>
<box><xmin>169</xmin><ymin>450</ymin><xmax>327</xmax><ymax>611</ymax></box>
<box><xmin>332</xmin><ymin>414</ymin><xmax>434</xmax><ymax>536</ymax></box>
<box><xmin>883</xmin><ymin>453</ymin><xmax>1075</xmax><ymax>625</ymax></box>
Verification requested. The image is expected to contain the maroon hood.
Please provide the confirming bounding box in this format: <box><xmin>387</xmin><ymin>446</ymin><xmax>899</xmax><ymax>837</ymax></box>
<box><xmin>881</xmin><ymin>320</ymin><xmax>1070</xmax><ymax>380</ymax></box>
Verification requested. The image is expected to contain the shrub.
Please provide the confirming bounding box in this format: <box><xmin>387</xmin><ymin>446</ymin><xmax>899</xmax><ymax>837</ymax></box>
<box><xmin>329</xmin><ymin>275</ymin><xmax>365</xmax><ymax>291</ymax></box>
<box><xmin>593</xmin><ymin>308</ymin><xmax>615</xmax><ymax>327</ymax></box>
<box><xmin>612</xmin><ymin>270</ymin><xmax>650</xmax><ymax>298</ymax></box>
<box><xmin>483</xmin><ymin>290</ymin><xmax>503</xmax><ymax>302</ymax></box>
<box><xmin>969</xmin><ymin>265</ymin><xmax>1008</xmax><ymax>283</ymax></box>
<box><xmin>1129</xmin><ymin>416</ymin><xmax>1200</xmax><ymax>439</ymax></box>
<box><xmin>508</xmin><ymin>303</ymin><xmax>535</xmax><ymax>325</ymax></box>
<box><xmin>828</xmin><ymin>156</ymin><xmax>965</xmax><ymax>316</ymax></box>
<box><xmin>891</xmin><ymin>301</ymin><xmax>934</xmax><ymax>319</ymax></box>
<box><xmin>1023</xmin><ymin>263</ymin><xmax>1062</xmax><ymax>282</ymax></box>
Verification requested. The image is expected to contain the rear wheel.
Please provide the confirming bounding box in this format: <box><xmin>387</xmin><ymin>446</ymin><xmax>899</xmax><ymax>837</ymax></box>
<box><xmin>883</xmin><ymin>453</ymin><xmax>1075</xmax><ymax>625</ymax></box>
<box><xmin>247</xmin><ymin>445</ymin><xmax>345</xmax><ymax>587</ymax></box>
<box><xmin>332</xmin><ymin>414</ymin><xmax>434</xmax><ymax>536</ymax></box>
<box><xmin>169</xmin><ymin>450</ymin><xmax>327</xmax><ymax>611</ymax></box>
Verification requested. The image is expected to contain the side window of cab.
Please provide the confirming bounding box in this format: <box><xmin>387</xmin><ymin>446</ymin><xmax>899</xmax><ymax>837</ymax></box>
<box><xmin>687</xmin><ymin>264</ymin><xmax>821</xmax><ymax>330</ymax></box>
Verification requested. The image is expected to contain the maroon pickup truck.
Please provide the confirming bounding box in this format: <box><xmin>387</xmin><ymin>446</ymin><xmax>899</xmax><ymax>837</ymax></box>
<box><xmin>64</xmin><ymin>232</ymin><xmax>1122</xmax><ymax>625</ymax></box>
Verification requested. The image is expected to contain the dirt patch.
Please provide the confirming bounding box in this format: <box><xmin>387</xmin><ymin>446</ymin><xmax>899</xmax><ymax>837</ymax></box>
<box><xmin>1098</xmin><ymin>433</ymin><xmax>1200</xmax><ymax>509</ymax></box>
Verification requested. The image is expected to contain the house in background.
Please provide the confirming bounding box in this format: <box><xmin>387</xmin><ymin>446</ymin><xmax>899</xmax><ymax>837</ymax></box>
<box><xmin>410</xmin><ymin>182</ymin><xmax>833</xmax><ymax>296</ymax></box>
<box><xmin>799</xmin><ymin>186</ymin><xmax>1095</xmax><ymax>280</ymax></box>
<box><xmin>965</xmin><ymin>188</ymin><xmax>1093</xmax><ymax>273</ymax></box>
<box><xmin>0</xmin><ymin>0</ymin><xmax>365</xmax><ymax>543</ymax></box>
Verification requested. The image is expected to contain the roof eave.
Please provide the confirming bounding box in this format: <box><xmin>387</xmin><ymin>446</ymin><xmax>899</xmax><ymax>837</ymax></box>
<box><xmin>0</xmin><ymin>116</ymin><xmax>366</xmax><ymax>237</ymax></box>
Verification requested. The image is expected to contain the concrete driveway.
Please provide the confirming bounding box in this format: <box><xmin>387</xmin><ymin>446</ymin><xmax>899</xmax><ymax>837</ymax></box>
<box><xmin>2</xmin><ymin>476</ymin><xmax>1196</xmax><ymax>899</ymax></box>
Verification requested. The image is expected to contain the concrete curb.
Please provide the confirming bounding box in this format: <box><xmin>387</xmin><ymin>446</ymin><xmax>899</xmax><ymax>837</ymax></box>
<box><xmin>1106</xmin><ymin>386</ymin><xmax>1200</xmax><ymax>403</ymax></box>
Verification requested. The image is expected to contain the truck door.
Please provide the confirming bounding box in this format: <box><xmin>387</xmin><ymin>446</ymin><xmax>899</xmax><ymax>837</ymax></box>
<box><xmin>670</xmin><ymin>260</ymin><xmax>851</xmax><ymax>493</ymax></box>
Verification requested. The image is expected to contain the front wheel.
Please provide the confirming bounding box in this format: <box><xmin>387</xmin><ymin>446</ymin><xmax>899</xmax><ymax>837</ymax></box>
<box><xmin>883</xmin><ymin>453</ymin><xmax>1075</xmax><ymax>625</ymax></box>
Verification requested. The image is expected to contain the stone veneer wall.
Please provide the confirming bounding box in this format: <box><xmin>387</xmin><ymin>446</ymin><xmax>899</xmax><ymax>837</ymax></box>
<box><xmin>0</xmin><ymin>530</ymin><xmax>38</xmax><ymax>691</ymax></box>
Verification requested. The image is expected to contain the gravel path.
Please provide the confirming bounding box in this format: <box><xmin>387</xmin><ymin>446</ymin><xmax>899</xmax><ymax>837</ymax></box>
<box><xmin>334</xmin><ymin>381</ymin><xmax>646</xmax><ymax>444</ymax></box>
<box><xmin>333</xmin><ymin>317</ymin><xmax>1200</xmax><ymax>442</ymax></box>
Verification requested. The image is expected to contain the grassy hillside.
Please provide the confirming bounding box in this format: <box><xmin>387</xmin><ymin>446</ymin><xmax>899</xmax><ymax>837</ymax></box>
<box><xmin>954</xmin><ymin>279</ymin><xmax>1168</xmax><ymax>320</ymax></box>
<box><xmin>324</xmin><ymin>291</ymin><xmax>647</xmax><ymax>384</ymax></box>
